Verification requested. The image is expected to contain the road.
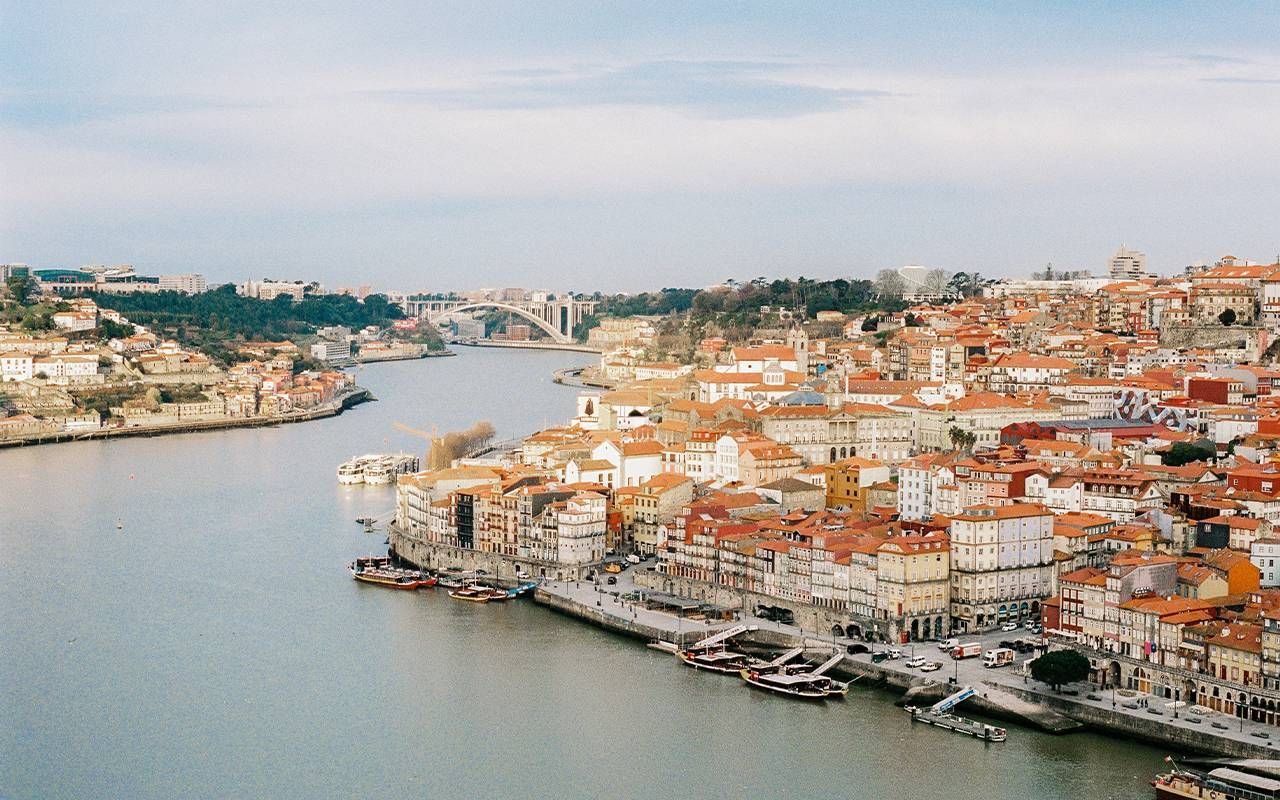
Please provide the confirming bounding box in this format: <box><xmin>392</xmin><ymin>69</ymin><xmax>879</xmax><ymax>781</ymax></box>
<box><xmin>546</xmin><ymin>561</ymin><xmax>1280</xmax><ymax>751</ymax></box>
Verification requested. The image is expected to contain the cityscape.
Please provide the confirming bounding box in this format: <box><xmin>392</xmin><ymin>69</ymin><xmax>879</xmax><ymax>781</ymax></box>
<box><xmin>6</xmin><ymin>5</ymin><xmax>1280</xmax><ymax>800</ymax></box>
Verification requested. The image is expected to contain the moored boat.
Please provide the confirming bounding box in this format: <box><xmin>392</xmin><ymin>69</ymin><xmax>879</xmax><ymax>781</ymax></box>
<box><xmin>678</xmin><ymin>649</ymin><xmax>754</xmax><ymax>674</ymax></box>
<box><xmin>1152</xmin><ymin>762</ymin><xmax>1280</xmax><ymax>799</ymax></box>
<box><xmin>739</xmin><ymin>668</ymin><xmax>835</xmax><ymax>700</ymax></box>
<box><xmin>348</xmin><ymin>557</ymin><xmax>435</xmax><ymax>589</ymax></box>
<box><xmin>448</xmin><ymin>586</ymin><xmax>491</xmax><ymax>602</ymax></box>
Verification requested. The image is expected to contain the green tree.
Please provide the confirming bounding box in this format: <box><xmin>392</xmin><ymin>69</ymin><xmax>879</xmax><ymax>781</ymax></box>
<box><xmin>1219</xmin><ymin>308</ymin><xmax>1237</xmax><ymax>326</ymax></box>
<box><xmin>861</xmin><ymin>316</ymin><xmax>879</xmax><ymax>332</ymax></box>
<box><xmin>1162</xmin><ymin>440</ymin><xmax>1216</xmax><ymax>466</ymax></box>
<box><xmin>1029</xmin><ymin>649</ymin><xmax>1091</xmax><ymax>690</ymax></box>
<box><xmin>5</xmin><ymin>276</ymin><xmax>37</xmax><ymax>304</ymax></box>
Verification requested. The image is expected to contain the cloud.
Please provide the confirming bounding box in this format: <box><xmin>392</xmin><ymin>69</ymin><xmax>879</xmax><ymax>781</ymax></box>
<box><xmin>1167</xmin><ymin>53</ymin><xmax>1251</xmax><ymax>66</ymax></box>
<box><xmin>1200</xmin><ymin>76</ymin><xmax>1280</xmax><ymax>84</ymax></box>
<box><xmin>359</xmin><ymin>59</ymin><xmax>891</xmax><ymax>119</ymax></box>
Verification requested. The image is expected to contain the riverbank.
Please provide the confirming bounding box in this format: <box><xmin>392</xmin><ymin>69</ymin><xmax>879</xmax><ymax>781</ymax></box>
<box><xmin>356</xmin><ymin>348</ymin><xmax>455</xmax><ymax>364</ymax></box>
<box><xmin>453</xmin><ymin>340</ymin><xmax>603</xmax><ymax>354</ymax></box>
<box><xmin>552</xmin><ymin>366</ymin><xmax>615</xmax><ymax>389</ymax></box>
<box><xmin>532</xmin><ymin>570</ymin><xmax>1279</xmax><ymax>759</ymax></box>
<box><xmin>0</xmin><ymin>387</ymin><xmax>373</xmax><ymax>448</ymax></box>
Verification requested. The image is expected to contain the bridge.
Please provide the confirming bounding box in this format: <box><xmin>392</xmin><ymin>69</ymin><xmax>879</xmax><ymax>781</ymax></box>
<box><xmin>402</xmin><ymin>295</ymin><xmax>598</xmax><ymax>344</ymax></box>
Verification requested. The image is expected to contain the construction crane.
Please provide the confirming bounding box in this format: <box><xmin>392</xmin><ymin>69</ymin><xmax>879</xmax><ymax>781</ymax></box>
<box><xmin>394</xmin><ymin>421</ymin><xmax>441</xmax><ymax>464</ymax></box>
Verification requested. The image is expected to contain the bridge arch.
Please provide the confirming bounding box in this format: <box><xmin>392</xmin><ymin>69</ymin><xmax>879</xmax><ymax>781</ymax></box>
<box><xmin>432</xmin><ymin>302</ymin><xmax>571</xmax><ymax>343</ymax></box>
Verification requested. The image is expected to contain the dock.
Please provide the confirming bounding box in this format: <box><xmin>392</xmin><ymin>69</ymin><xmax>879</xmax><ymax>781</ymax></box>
<box><xmin>906</xmin><ymin>686</ymin><xmax>1007</xmax><ymax>742</ymax></box>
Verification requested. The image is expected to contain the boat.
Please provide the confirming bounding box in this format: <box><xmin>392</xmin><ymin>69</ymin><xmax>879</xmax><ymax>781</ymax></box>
<box><xmin>337</xmin><ymin>455</ymin><xmax>377</xmax><ymax>484</ymax></box>
<box><xmin>337</xmin><ymin>453</ymin><xmax>420</xmax><ymax>485</ymax></box>
<box><xmin>739</xmin><ymin>668</ymin><xmax>840</xmax><ymax>700</ymax></box>
<box><xmin>448</xmin><ymin>585</ymin><xmax>492</xmax><ymax>602</ymax></box>
<box><xmin>348</xmin><ymin>556</ymin><xmax>436</xmax><ymax>590</ymax></box>
<box><xmin>436</xmin><ymin>576</ymin><xmax>465</xmax><ymax>589</ymax></box>
<box><xmin>1153</xmin><ymin>763</ymin><xmax>1280</xmax><ymax>799</ymax></box>
<box><xmin>678</xmin><ymin>648</ymin><xmax>755</xmax><ymax>674</ymax></box>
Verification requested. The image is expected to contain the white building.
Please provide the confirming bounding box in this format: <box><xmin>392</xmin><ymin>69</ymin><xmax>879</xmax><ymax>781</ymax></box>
<box><xmin>238</xmin><ymin>279</ymin><xmax>312</xmax><ymax>301</ymax></box>
<box><xmin>1252</xmin><ymin>538</ymin><xmax>1280</xmax><ymax>588</ymax></box>
<box><xmin>1109</xmin><ymin>245</ymin><xmax>1148</xmax><ymax>280</ymax></box>
<box><xmin>555</xmin><ymin>492</ymin><xmax>607</xmax><ymax>565</ymax></box>
<box><xmin>0</xmin><ymin>352</ymin><xmax>34</xmax><ymax>382</ymax></box>
<box><xmin>310</xmin><ymin>340</ymin><xmax>352</xmax><ymax>362</ymax></box>
<box><xmin>158</xmin><ymin>274</ymin><xmax>208</xmax><ymax>294</ymax></box>
<box><xmin>948</xmin><ymin>503</ymin><xmax>1056</xmax><ymax>633</ymax></box>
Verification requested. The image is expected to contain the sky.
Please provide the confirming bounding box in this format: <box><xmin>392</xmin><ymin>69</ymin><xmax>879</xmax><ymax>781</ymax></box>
<box><xmin>3</xmin><ymin>2</ymin><xmax>1280</xmax><ymax>293</ymax></box>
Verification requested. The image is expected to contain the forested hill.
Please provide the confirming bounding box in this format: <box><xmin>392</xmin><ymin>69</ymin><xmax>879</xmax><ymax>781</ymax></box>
<box><xmin>89</xmin><ymin>284</ymin><xmax>404</xmax><ymax>341</ymax></box>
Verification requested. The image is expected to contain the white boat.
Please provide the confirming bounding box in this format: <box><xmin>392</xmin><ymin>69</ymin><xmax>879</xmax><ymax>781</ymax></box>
<box><xmin>337</xmin><ymin>454</ymin><xmax>379</xmax><ymax>484</ymax></box>
<box><xmin>337</xmin><ymin>453</ymin><xmax>420</xmax><ymax>485</ymax></box>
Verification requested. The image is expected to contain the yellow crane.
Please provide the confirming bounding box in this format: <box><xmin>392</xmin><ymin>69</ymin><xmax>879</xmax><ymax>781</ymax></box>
<box><xmin>394</xmin><ymin>421</ymin><xmax>442</xmax><ymax>466</ymax></box>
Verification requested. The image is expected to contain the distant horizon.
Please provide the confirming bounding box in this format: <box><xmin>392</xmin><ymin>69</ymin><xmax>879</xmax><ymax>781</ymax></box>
<box><xmin>5</xmin><ymin>3</ymin><xmax>1280</xmax><ymax>292</ymax></box>
<box><xmin>0</xmin><ymin>250</ymin><xmax>1259</xmax><ymax>296</ymax></box>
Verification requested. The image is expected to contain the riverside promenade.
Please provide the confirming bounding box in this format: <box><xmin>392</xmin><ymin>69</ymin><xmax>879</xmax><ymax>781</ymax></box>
<box><xmin>536</xmin><ymin>562</ymin><xmax>1280</xmax><ymax>758</ymax></box>
<box><xmin>0</xmin><ymin>387</ymin><xmax>372</xmax><ymax>448</ymax></box>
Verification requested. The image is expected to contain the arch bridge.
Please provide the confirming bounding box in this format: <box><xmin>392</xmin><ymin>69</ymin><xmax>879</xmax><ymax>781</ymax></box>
<box><xmin>408</xmin><ymin>296</ymin><xmax>598</xmax><ymax>344</ymax></box>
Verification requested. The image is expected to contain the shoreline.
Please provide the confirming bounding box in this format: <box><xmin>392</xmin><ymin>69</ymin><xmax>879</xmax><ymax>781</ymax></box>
<box><xmin>528</xmin><ymin>575</ymin><xmax>1277</xmax><ymax>760</ymax></box>
<box><xmin>0</xmin><ymin>387</ymin><xmax>373</xmax><ymax>449</ymax></box>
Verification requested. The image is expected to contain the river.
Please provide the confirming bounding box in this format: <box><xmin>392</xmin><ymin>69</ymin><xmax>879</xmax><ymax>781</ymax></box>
<box><xmin>0</xmin><ymin>347</ymin><xmax>1165</xmax><ymax>799</ymax></box>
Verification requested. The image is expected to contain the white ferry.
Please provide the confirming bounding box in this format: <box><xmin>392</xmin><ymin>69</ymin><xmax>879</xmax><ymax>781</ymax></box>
<box><xmin>337</xmin><ymin>453</ymin><xmax>420</xmax><ymax>485</ymax></box>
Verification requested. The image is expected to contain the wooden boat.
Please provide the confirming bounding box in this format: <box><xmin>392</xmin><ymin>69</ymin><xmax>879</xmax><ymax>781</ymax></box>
<box><xmin>448</xmin><ymin>586</ymin><xmax>491</xmax><ymax>602</ymax></box>
<box><xmin>348</xmin><ymin>557</ymin><xmax>435</xmax><ymax>590</ymax></box>
<box><xmin>739</xmin><ymin>668</ymin><xmax>834</xmax><ymax>700</ymax></box>
<box><xmin>678</xmin><ymin>649</ymin><xmax>754</xmax><ymax>674</ymax></box>
<box><xmin>483</xmin><ymin>587</ymin><xmax>511</xmax><ymax>602</ymax></box>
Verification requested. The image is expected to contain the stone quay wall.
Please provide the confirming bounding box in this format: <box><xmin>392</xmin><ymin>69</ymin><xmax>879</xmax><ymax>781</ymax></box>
<box><xmin>388</xmin><ymin>525</ymin><xmax>597</xmax><ymax>583</ymax></box>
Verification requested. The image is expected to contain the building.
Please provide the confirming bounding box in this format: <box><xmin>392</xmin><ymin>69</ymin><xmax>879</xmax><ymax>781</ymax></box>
<box><xmin>1110</xmin><ymin>245</ymin><xmax>1148</xmax><ymax>280</ymax></box>
<box><xmin>158</xmin><ymin>274</ymin><xmax>208</xmax><ymax>294</ymax></box>
<box><xmin>824</xmin><ymin>457</ymin><xmax>891</xmax><ymax>513</ymax></box>
<box><xmin>310</xmin><ymin>340</ymin><xmax>352</xmax><ymax>362</ymax></box>
<box><xmin>948</xmin><ymin>503</ymin><xmax>1056</xmax><ymax>633</ymax></box>
<box><xmin>876</xmin><ymin>534</ymin><xmax>950</xmax><ymax>641</ymax></box>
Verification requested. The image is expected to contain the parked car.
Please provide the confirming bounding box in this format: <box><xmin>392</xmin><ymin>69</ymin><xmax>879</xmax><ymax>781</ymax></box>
<box><xmin>937</xmin><ymin>638</ymin><xmax>959</xmax><ymax>652</ymax></box>
<box><xmin>1001</xmin><ymin>621</ymin><xmax>1019</xmax><ymax>632</ymax></box>
<box><xmin>920</xmin><ymin>661</ymin><xmax>942</xmax><ymax>672</ymax></box>
<box><xmin>887</xmin><ymin>648</ymin><xmax>903</xmax><ymax>659</ymax></box>
<box><xmin>606</xmin><ymin>576</ymin><xmax>617</xmax><ymax>585</ymax></box>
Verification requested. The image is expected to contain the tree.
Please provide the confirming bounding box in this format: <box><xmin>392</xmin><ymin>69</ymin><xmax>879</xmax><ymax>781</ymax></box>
<box><xmin>1219</xmin><ymin>308</ymin><xmax>1237</xmax><ymax>326</ymax></box>
<box><xmin>873</xmin><ymin>269</ymin><xmax>906</xmax><ymax>299</ymax></box>
<box><xmin>1162</xmin><ymin>440</ymin><xmax>1217</xmax><ymax>466</ymax></box>
<box><xmin>6</xmin><ymin>276</ymin><xmax>38</xmax><ymax>304</ymax></box>
<box><xmin>923</xmin><ymin>268</ymin><xmax>950</xmax><ymax>298</ymax></box>
<box><xmin>948</xmin><ymin>426</ymin><xmax>976</xmax><ymax>452</ymax></box>
<box><xmin>861</xmin><ymin>316</ymin><xmax>879</xmax><ymax>332</ymax></box>
<box><xmin>1029</xmin><ymin>649</ymin><xmax>1091</xmax><ymax>690</ymax></box>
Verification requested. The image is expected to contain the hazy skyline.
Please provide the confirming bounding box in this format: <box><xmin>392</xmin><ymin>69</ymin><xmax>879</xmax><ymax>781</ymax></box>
<box><xmin>4</xmin><ymin>2</ymin><xmax>1280</xmax><ymax>292</ymax></box>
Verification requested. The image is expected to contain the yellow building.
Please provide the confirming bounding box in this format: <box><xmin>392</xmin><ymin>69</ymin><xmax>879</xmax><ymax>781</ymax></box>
<box><xmin>823</xmin><ymin>457</ymin><xmax>891</xmax><ymax>513</ymax></box>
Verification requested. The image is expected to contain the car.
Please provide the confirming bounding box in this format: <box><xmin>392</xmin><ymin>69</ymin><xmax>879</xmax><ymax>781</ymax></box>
<box><xmin>516</xmin><ymin>571</ymin><xmax>530</xmax><ymax>579</ymax></box>
<box><xmin>920</xmin><ymin>661</ymin><xmax>942</xmax><ymax>672</ymax></box>
<box><xmin>1187</xmin><ymin>717</ymin><xmax>1203</xmax><ymax>725</ymax></box>
<box><xmin>905</xmin><ymin>656</ymin><xmax>927</xmax><ymax>668</ymax></box>
<box><xmin>846</xmin><ymin>643</ymin><xmax>870</xmax><ymax>655</ymax></box>
<box><xmin>887</xmin><ymin>648</ymin><xmax>903</xmax><ymax>659</ymax></box>
<box><xmin>1001</xmin><ymin>622</ymin><xmax>1018</xmax><ymax>632</ymax></box>
<box><xmin>937</xmin><ymin>638</ymin><xmax>959</xmax><ymax>651</ymax></box>
<box><xmin>606</xmin><ymin>576</ymin><xmax>617</xmax><ymax>585</ymax></box>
